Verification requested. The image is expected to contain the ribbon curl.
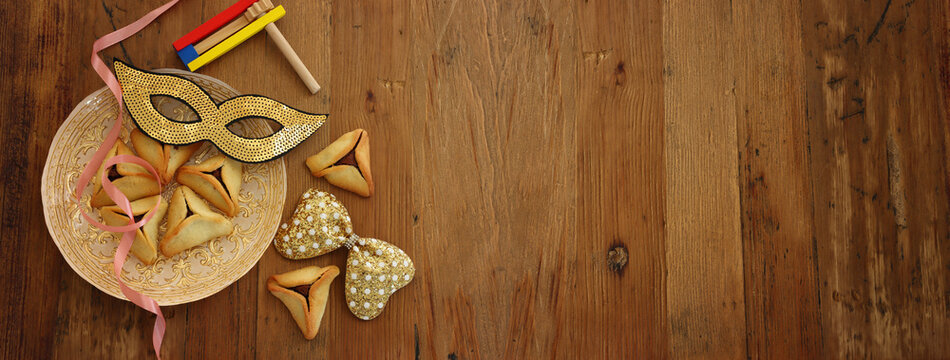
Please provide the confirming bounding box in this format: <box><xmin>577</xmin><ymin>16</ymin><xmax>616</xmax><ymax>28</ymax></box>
<box><xmin>273</xmin><ymin>189</ymin><xmax>415</xmax><ymax>320</ymax></box>
<box><xmin>73</xmin><ymin>1</ymin><xmax>181</xmax><ymax>357</ymax></box>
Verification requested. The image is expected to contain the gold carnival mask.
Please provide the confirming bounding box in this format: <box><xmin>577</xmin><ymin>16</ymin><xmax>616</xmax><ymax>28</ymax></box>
<box><xmin>114</xmin><ymin>60</ymin><xmax>326</xmax><ymax>163</ymax></box>
<box><xmin>274</xmin><ymin>189</ymin><xmax>415</xmax><ymax>320</ymax></box>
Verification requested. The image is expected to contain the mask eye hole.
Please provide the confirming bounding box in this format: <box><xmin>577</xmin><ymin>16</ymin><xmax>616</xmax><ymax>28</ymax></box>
<box><xmin>226</xmin><ymin>117</ymin><xmax>284</xmax><ymax>139</ymax></box>
<box><xmin>150</xmin><ymin>95</ymin><xmax>201</xmax><ymax>123</ymax></box>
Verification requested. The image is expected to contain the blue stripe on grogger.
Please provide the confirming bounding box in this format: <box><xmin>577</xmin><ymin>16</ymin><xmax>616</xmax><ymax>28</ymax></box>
<box><xmin>176</xmin><ymin>45</ymin><xmax>199</xmax><ymax>67</ymax></box>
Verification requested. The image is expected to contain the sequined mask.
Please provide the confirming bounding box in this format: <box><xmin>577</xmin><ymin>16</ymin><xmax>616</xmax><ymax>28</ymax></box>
<box><xmin>114</xmin><ymin>60</ymin><xmax>326</xmax><ymax>163</ymax></box>
<box><xmin>273</xmin><ymin>189</ymin><xmax>415</xmax><ymax>320</ymax></box>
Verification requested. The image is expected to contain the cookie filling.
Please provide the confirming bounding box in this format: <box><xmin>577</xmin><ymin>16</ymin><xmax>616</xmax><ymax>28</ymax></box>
<box><xmin>335</xmin><ymin>149</ymin><xmax>358</xmax><ymax>167</ymax></box>
<box><xmin>208</xmin><ymin>168</ymin><xmax>232</xmax><ymax>199</ymax></box>
<box><xmin>107</xmin><ymin>166</ymin><xmax>121</xmax><ymax>181</ymax></box>
<box><xmin>290</xmin><ymin>272</ymin><xmax>327</xmax><ymax>310</ymax></box>
<box><xmin>292</xmin><ymin>284</ymin><xmax>311</xmax><ymax>297</ymax></box>
<box><xmin>333</xmin><ymin>133</ymin><xmax>362</xmax><ymax>174</ymax></box>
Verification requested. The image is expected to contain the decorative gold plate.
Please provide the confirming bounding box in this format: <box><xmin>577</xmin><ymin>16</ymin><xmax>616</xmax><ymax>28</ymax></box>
<box><xmin>42</xmin><ymin>69</ymin><xmax>286</xmax><ymax>305</ymax></box>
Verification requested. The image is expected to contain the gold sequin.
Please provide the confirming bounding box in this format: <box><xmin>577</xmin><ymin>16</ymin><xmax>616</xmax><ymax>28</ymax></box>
<box><xmin>274</xmin><ymin>189</ymin><xmax>415</xmax><ymax>320</ymax></box>
<box><xmin>114</xmin><ymin>60</ymin><xmax>326</xmax><ymax>163</ymax></box>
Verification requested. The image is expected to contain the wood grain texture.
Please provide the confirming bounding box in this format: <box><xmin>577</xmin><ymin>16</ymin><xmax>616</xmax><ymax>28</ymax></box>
<box><xmin>802</xmin><ymin>0</ymin><xmax>950</xmax><ymax>357</ymax></box>
<box><xmin>1</xmin><ymin>0</ymin><xmax>948</xmax><ymax>358</ymax></box>
<box><xmin>574</xmin><ymin>0</ymin><xmax>667</xmax><ymax>357</ymax></box>
<box><xmin>732</xmin><ymin>1</ymin><xmax>822</xmax><ymax>358</ymax></box>
<box><xmin>663</xmin><ymin>0</ymin><xmax>745</xmax><ymax>357</ymax></box>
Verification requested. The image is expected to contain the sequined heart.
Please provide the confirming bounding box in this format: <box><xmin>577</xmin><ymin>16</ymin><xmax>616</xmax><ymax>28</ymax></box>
<box><xmin>343</xmin><ymin>237</ymin><xmax>414</xmax><ymax>320</ymax></box>
<box><xmin>274</xmin><ymin>190</ymin><xmax>353</xmax><ymax>258</ymax></box>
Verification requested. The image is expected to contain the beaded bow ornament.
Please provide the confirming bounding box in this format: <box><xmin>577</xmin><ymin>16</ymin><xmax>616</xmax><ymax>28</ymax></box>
<box><xmin>273</xmin><ymin>189</ymin><xmax>414</xmax><ymax>320</ymax></box>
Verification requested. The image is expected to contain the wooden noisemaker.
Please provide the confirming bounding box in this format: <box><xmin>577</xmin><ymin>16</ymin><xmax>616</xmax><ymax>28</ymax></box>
<box><xmin>174</xmin><ymin>0</ymin><xmax>321</xmax><ymax>94</ymax></box>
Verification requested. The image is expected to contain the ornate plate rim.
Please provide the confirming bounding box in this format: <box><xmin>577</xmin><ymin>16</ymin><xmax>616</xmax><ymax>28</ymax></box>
<box><xmin>41</xmin><ymin>69</ymin><xmax>286</xmax><ymax>305</ymax></box>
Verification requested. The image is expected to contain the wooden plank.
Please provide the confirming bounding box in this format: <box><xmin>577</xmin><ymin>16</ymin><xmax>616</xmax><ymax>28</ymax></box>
<box><xmin>801</xmin><ymin>0</ymin><xmax>950</xmax><ymax>357</ymax></box>
<box><xmin>404</xmin><ymin>0</ymin><xmax>579</xmax><ymax>357</ymax></box>
<box><xmin>286</xmin><ymin>0</ymin><xmax>415</xmax><ymax>357</ymax></box>
<box><xmin>662</xmin><ymin>0</ymin><xmax>746</xmax><ymax>357</ymax></box>
<box><xmin>572</xmin><ymin>0</ymin><xmax>668</xmax><ymax>357</ymax></box>
<box><xmin>730</xmin><ymin>1</ymin><xmax>823</xmax><ymax>358</ymax></box>
<box><xmin>247</xmin><ymin>0</ymin><xmax>335</xmax><ymax>357</ymax></box>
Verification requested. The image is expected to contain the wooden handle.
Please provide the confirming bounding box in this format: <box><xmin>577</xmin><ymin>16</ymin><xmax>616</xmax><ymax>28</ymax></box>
<box><xmin>264</xmin><ymin>23</ymin><xmax>321</xmax><ymax>94</ymax></box>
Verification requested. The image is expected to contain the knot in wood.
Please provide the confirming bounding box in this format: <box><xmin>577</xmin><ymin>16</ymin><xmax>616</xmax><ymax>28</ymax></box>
<box><xmin>607</xmin><ymin>245</ymin><xmax>628</xmax><ymax>273</ymax></box>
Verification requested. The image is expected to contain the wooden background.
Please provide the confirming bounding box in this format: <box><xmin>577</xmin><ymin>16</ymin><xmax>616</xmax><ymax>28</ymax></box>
<box><xmin>1</xmin><ymin>0</ymin><xmax>948</xmax><ymax>358</ymax></box>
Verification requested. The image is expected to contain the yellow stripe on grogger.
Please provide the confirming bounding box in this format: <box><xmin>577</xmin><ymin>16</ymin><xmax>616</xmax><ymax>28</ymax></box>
<box><xmin>186</xmin><ymin>6</ymin><xmax>286</xmax><ymax>71</ymax></box>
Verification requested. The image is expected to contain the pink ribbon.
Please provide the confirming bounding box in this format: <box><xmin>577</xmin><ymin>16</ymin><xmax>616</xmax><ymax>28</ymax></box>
<box><xmin>73</xmin><ymin>1</ymin><xmax>180</xmax><ymax>358</ymax></box>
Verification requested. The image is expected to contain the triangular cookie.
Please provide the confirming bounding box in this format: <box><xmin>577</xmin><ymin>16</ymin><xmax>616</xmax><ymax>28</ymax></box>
<box><xmin>100</xmin><ymin>195</ymin><xmax>168</xmax><ymax>265</ymax></box>
<box><xmin>130</xmin><ymin>129</ymin><xmax>165</xmax><ymax>178</ymax></box>
<box><xmin>115</xmin><ymin>140</ymin><xmax>150</xmax><ymax>177</ymax></box>
<box><xmin>305</xmin><ymin>129</ymin><xmax>374</xmax><ymax>197</ymax></box>
<box><xmin>267</xmin><ymin>266</ymin><xmax>340</xmax><ymax>339</ymax></box>
<box><xmin>160</xmin><ymin>186</ymin><xmax>233</xmax><ymax>257</ymax></box>
<box><xmin>175</xmin><ymin>154</ymin><xmax>242</xmax><ymax>216</ymax></box>
<box><xmin>131</xmin><ymin>129</ymin><xmax>202</xmax><ymax>184</ymax></box>
<box><xmin>89</xmin><ymin>172</ymin><xmax>161</xmax><ymax>208</ymax></box>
